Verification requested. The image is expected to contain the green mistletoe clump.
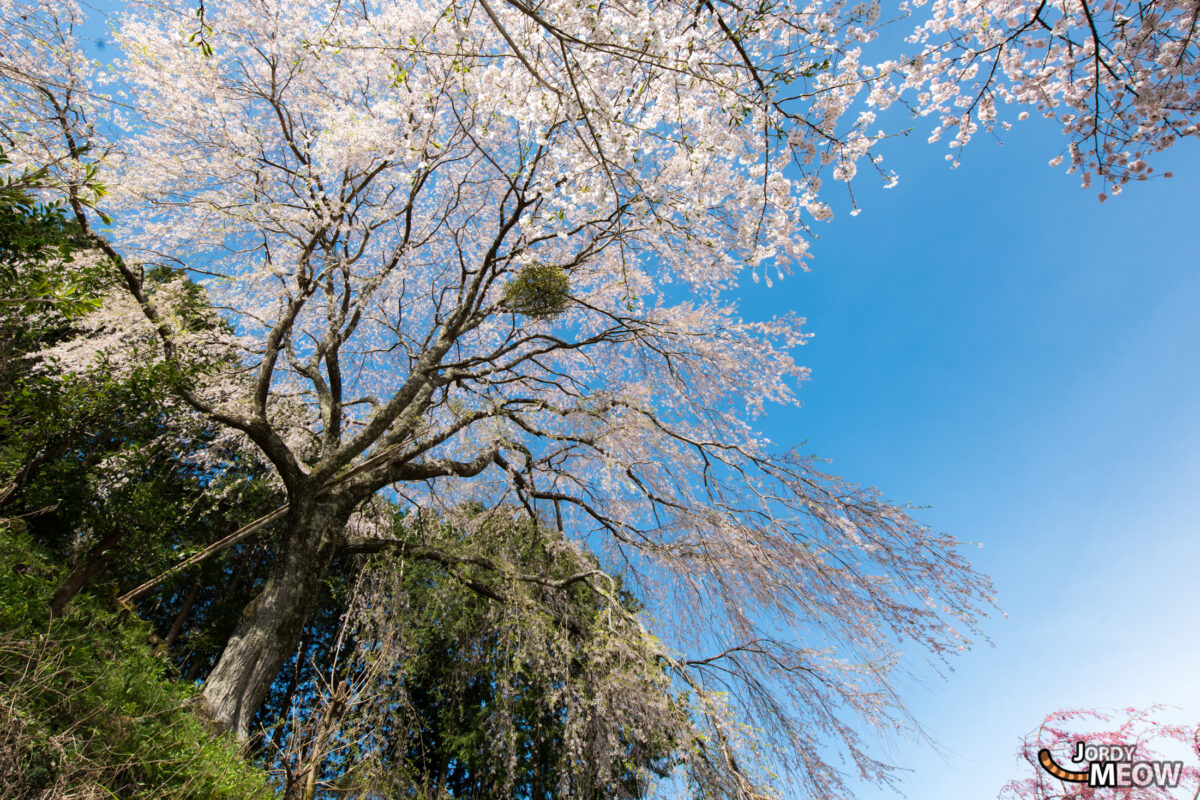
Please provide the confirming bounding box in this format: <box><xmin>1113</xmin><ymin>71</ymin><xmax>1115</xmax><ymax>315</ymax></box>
<box><xmin>502</xmin><ymin>263</ymin><xmax>571</xmax><ymax>318</ymax></box>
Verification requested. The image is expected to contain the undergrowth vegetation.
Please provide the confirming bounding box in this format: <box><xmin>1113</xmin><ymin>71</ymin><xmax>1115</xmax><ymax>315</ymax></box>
<box><xmin>0</xmin><ymin>522</ymin><xmax>271</xmax><ymax>800</ymax></box>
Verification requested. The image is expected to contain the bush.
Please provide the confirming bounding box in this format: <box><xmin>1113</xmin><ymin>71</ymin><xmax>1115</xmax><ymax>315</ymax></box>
<box><xmin>0</xmin><ymin>522</ymin><xmax>272</xmax><ymax>800</ymax></box>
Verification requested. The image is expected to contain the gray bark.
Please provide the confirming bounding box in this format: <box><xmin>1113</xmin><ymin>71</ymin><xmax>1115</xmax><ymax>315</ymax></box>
<box><xmin>198</xmin><ymin>498</ymin><xmax>351</xmax><ymax>739</ymax></box>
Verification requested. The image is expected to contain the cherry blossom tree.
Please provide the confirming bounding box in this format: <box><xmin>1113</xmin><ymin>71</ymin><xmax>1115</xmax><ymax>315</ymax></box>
<box><xmin>2</xmin><ymin>0</ymin><xmax>1197</xmax><ymax>796</ymax></box>
<box><xmin>1001</xmin><ymin>707</ymin><xmax>1200</xmax><ymax>800</ymax></box>
<box><xmin>898</xmin><ymin>0</ymin><xmax>1200</xmax><ymax>195</ymax></box>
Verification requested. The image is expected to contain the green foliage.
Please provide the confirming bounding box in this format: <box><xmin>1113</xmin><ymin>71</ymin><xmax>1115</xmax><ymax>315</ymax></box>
<box><xmin>1</xmin><ymin>354</ymin><xmax>169</xmax><ymax>479</ymax></box>
<box><xmin>0</xmin><ymin>250</ymin><xmax>279</xmax><ymax>610</ymax></box>
<box><xmin>0</xmin><ymin>151</ymin><xmax>106</xmax><ymax>321</ymax></box>
<box><xmin>277</xmin><ymin>507</ymin><xmax>684</xmax><ymax>800</ymax></box>
<box><xmin>385</xmin><ymin>572</ymin><xmax>679</xmax><ymax>798</ymax></box>
<box><xmin>0</xmin><ymin>150</ymin><xmax>113</xmax><ymax>485</ymax></box>
<box><xmin>0</xmin><ymin>313</ymin><xmax>271</xmax><ymax>598</ymax></box>
<box><xmin>0</xmin><ymin>524</ymin><xmax>273</xmax><ymax>800</ymax></box>
<box><xmin>502</xmin><ymin>263</ymin><xmax>572</xmax><ymax>318</ymax></box>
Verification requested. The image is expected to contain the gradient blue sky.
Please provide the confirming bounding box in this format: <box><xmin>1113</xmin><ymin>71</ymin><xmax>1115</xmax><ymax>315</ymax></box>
<box><xmin>737</xmin><ymin>116</ymin><xmax>1200</xmax><ymax>798</ymax></box>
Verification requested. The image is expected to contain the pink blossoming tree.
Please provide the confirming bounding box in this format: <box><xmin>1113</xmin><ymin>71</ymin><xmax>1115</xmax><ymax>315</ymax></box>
<box><xmin>2</xmin><ymin>0</ymin><xmax>1197</xmax><ymax>796</ymax></box>
<box><xmin>1001</xmin><ymin>706</ymin><xmax>1200</xmax><ymax>800</ymax></box>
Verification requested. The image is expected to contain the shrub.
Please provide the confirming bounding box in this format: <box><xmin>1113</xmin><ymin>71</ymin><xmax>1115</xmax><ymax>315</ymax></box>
<box><xmin>0</xmin><ymin>522</ymin><xmax>272</xmax><ymax>800</ymax></box>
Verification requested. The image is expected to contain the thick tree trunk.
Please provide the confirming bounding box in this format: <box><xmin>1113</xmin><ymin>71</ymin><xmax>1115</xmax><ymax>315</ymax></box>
<box><xmin>199</xmin><ymin>499</ymin><xmax>350</xmax><ymax>739</ymax></box>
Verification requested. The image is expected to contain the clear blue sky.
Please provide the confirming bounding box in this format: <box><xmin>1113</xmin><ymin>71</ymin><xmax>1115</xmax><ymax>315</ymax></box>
<box><xmin>736</xmin><ymin>116</ymin><xmax>1200</xmax><ymax>798</ymax></box>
